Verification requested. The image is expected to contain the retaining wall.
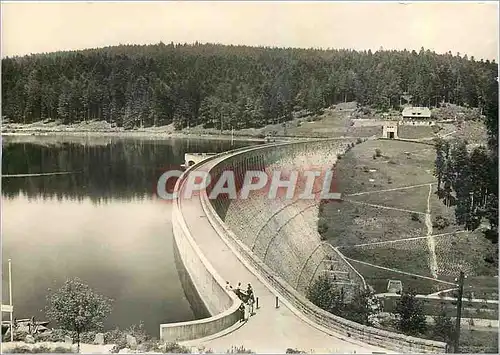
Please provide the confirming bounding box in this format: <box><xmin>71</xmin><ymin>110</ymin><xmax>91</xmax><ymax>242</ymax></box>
<box><xmin>161</xmin><ymin>159</ymin><xmax>242</xmax><ymax>342</ymax></box>
<box><xmin>204</xmin><ymin>140</ymin><xmax>447</xmax><ymax>353</ymax></box>
<box><xmin>207</xmin><ymin>139</ymin><xmax>363</xmax><ymax>296</ymax></box>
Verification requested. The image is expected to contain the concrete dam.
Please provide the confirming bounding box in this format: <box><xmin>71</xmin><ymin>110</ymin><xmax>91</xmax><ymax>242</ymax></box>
<box><xmin>165</xmin><ymin>139</ymin><xmax>447</xmax><ymax>353</ymax></box>
<box><xmin>209</xmin><ymin>139</ymin><xmax>364</xmax><ymax>296</ymax></box>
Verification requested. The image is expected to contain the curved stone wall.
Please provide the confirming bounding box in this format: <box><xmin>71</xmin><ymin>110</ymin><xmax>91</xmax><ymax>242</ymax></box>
<box><xmin>161</xmin><ymin>159</ymin><xmax>242</xmax><ymax>342</ymax></box>
<box><xmin>208</xmin><ymin>139</ymin><xmax>364</xmax><ymax>294</ymax></box>
<box><xmin>203</xmin><ymin>139</ymin><xmax>447</xmax><ymax>353</ymax></box>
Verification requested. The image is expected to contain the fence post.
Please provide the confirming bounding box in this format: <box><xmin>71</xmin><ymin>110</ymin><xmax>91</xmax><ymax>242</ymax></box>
<box><xmin>275</xmin><ymin>296</ymin><xmax>279</xmax><ymax>308</ymax></box>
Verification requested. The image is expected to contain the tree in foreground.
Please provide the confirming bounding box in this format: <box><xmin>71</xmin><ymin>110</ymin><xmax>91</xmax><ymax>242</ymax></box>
<box><xmin>307</xmin><ymin>274</ymin><xmax>374</xmax><ymax>325</ymax></box>
<box><xmin>46</xmin><ymin>278</ymin><xmax>113</xmax><ymax>352</ymax></box>
<box><xmin>395</xmin><ymin>290</ymin><xmax>427</xmax><ymax>336</ymax></box>
<box><xmin>431</xmin><ymin>305</ymin><xmax>455</xmax><ymax>346</ymax></box>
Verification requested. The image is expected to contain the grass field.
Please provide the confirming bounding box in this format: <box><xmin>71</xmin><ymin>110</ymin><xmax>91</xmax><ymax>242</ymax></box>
<box><xmin>322</xmin><ymin>201</ymin><xmax>425</xmax><ymax>246</ymax></box>
<box><xmin>348</xmin><ymin>258</ymin><xmax>451</xmax><ymax>294</ymax></box>
<box><xmin>377</xmin><ymin>315</ymin><xmax>498</xmax><ymax>353</ymax></box>
<box><xmin>334</xmin><ymin>140</ymin><xmax>437</xmax><ymax>194</ymax></box>
<box><xmin>319</xmin><ymin>138</ymin><xmax>498</xmax><ymax>295</ymax></box>
<box><xmin>459</xmin><ymin>329</ymin><xmax>499</xmax><ymax>353</ymax></box>
<box><xmin>434</xmin><ymin>230</ymin><xmax>498</xmax><ymax>277</ymax></box>
<box><xmin>342</xmin><ymin>240</ymin><xmax>432</xmax><ymax>276</ymax></box>
<box><xmin>398</xmin><ymin>125</ymin><xmax>437</xmax><ymax>139</ymax></box>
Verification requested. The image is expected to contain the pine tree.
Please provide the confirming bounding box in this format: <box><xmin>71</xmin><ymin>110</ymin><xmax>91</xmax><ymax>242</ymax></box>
<box><xmin>395</xmin><ymin>291</ymin><xmax>427</xmax><ymax>336</ymax></box>
<box><xmin>434</xmin><ymin>138</ymin><xmax>446</xmax><ymax>191</ymax></box>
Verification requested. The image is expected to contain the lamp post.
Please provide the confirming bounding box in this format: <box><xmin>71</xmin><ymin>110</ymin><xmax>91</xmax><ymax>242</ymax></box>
<box><xmin>453</xmin><ymin>271</ymin><xmax>466</xmax><ymax>353</ymax></box>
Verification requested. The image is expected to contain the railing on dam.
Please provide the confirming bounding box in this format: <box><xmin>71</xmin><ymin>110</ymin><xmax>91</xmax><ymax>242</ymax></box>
<box><xmin>206</xmin><ymin>139</ymin><xmax>366</xmax><ymax>295</ymax></box>
<box><xmin>161</xmin><ymin>142</ymin><xmax>281</xmax><ymax>342</ymax></box>
<box><xmin>199</xmin><ymin>140</ymin><xmax>448</xmax><ymax>353</ymax></box>
<box><xmin>161</xmin><ymin>154</ymin><xmax>242</xmax><ymax>342</ymax></box>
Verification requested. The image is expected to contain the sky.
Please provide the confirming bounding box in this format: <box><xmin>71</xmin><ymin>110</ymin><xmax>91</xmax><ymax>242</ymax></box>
<box><xmin>1</xmin><ymin>1</ymin><xmax>499</xmax><ymax>60</ymax></box>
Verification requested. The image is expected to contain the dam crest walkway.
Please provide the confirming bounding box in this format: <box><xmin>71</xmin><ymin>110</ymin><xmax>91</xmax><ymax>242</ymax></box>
<box><xmin>175</xmin><ymin>145</ymin><xmax>391</xmax><ymax>354</ymax></box>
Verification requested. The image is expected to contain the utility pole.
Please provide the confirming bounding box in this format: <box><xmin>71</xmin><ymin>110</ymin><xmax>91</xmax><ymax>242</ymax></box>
<box><xmin>453</xmin><ymin>270</ymin><xmax>465</xmax><ymax>353</ymax></box>
<box><xmin>9</xmin><ymin>258</ymin><xmax>13</xmax><ymax>342</ymax></box>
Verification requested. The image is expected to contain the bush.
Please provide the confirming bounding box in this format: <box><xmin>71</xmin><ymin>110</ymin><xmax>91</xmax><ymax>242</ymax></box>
<box><xmin>164</xmin><ymin>342</ymin><xmax>192</xmax><ymax>353</ymax></box>
<box><xmin>336</xmin><ymin>154</ymin><xmax>342</xmax><ymax>160</ymax></box>
<box><xmin>126</xmin><ymin>322</ymin><xmax>152</xmax><ymax>344</ymax></box>
<box><xmin>12</xmin><ymin>330</ymin><xmax>29</xmax><ymax>342</ymax></box>
<box><xmin>52</xmin><ymin>347</ymin><xmax>75</xmax><ymax>353</ymax></box>
<box><xmin>433</xmin><ymin>216</ymin><xmax>450</xmax><ymax>230</ymax></box>
<box><xmin>372</xmin><ymin>154</ymin><xmax>377</xmax><ymax>160</ymax></box>
<box><xmin>356</xmin><ymin>138</ymin><xmax>363</xmax><ymax>144</ymax></box>
<box><xmin>31</xmin><ymin>346</ymin><xmax>54</xmax><ymax>354</ymax></box>
<box><xmin>430</xmin><ymin>306</ymin><xmax>454</xmax><ymax>345</ymax></box>
<box><xmin>34</xmin><ymin>329</ymin><xmax>70</xmax><ymax>343</ymax></box>
<box><xmin>139</xmin><ymin>340</ymin><xmax>162</xmax><ymax>352</ymax></box>
<box><xmin>104</xmin><ymin>328</ymin><xmax>127</xmax><ymax>350</ymax></box>
<box><xmin>79</xmin><ymin>331</ymin><xmax>96</xmax><ymax>344</ymax></box>
<box><xmin>286</xmin><ymin>348</ymin><xmax>306</xmax><ymax>354</ymax></box>
<box><xmin>411</xmin><ymin>213</ymin><xmax>420</xmax><ymax>222</ymax></box>
<box><xmin>432</xmin><ymin>125</ymin><xmax>442</xmax><ymax>134</ymax></box>
<box><xmin>2</xmin><ymin>345</ymin><xmax>74</xmax><ymax>354</ymax></box>
<box><xmin>6</xmin><ymin>346</ymin><xmax>32</xmax><ymax>353</ymax></box>
<box><xmin>318</xmin><ymin>219</ymin><xmax>328</xmax><ymax>235</ymax></box>
<box><xmin>104</xmin><ymin>328</ymin><xmax>123</xmax><ymax>345</ymax></box>
<box><xmin>388</xmin><ymin>160</ymin><xmax>397</xmax><ymax>164</ymax></box>
<box><xmin>375</xmin><ymin>148</ymin><xmax>382</xmax><ymax>157</ymax></box>
<box><xmin>307</xmin><ymin>275</ymin><xmax>374</xmax><ymax>325</ymax></box>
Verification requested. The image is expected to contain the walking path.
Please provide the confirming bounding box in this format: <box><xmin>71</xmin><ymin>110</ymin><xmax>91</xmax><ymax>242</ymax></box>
<box><xmin>342</xmin><ymin>230</ymin><xmax>467</xmax><ymax>248</ymax></box>
<box><xmin>343</xmin><ymin>199</ymin><xmax>426</xmax><ymax>215</ymax></box>
<box><xmin>177</xmin><ymin>157</ymin><xmax>391</xmax><ymax>354</ymax></box>
<box><xmin>438</xmin><ymin>130</ymin><xmax>457</xmax><ymax>139</ymax></box>
<box><xmin>425</xmin><ymin>184</ymin><xmax>439</xmax><ymax>278</ymax></box>
<box><xmin>345</xmin><ymin>182</ymin><xmax>437</xmax><ymax>197</ymax></box>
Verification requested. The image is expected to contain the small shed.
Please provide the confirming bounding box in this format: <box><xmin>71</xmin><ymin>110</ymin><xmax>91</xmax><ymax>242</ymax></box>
<box><xmin>387</xmin><ymin>279</ymin><xmax>403</xmax><ymax>294</ymax></box>
<box><xmin>402</xmin><ymin>107</ymin><xmax>431</xmax><ymax>119</ymax></box>
<box><xmin>382</xmin><ymin>122</ymin><xmax>398</xmax><ymax>139</ymax></box>
<box><xmin>182</xmin><ymin>153</ymin><xmax>217</xmax><ymax>169</ymax></box>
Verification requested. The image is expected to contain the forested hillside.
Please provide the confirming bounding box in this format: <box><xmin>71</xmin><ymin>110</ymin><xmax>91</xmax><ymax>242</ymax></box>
<box><xmin>1</xmin><ymin>42</ymin><xmax>498</xmax><ymax>130</ymax></box>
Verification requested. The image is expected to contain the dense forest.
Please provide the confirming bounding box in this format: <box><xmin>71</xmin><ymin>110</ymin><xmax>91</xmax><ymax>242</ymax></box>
<box><xmin>434</xmin><ymin>73</ymin><xmax>498</xmax><ymax>243</ymax></box>
<box><xmin>1</xmin><ymin>42</ymin><xmax>498</xmax><ymax>130</ymax></box>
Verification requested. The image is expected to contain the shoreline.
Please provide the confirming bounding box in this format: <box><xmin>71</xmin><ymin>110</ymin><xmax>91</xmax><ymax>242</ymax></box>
<box><xmin>1</xmin><ymin>129</ymin><xmax>268</xmax><ymax>142</ymax></box>
<box><xmin>0</xmin><ymin>126</ymin><xmax>347</xmax><ymax>143</ymax></box>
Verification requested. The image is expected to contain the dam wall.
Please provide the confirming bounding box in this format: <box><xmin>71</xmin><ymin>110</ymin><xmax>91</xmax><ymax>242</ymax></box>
<box><xmin>161</xmin><ymin>160</ymin><xmax>241</xmax><ymax>342</ymax></box>
<box><xmin>203</xmin><ymin>139</ymin><xmax>447</xmax><ymax>353</ymax></box>
<box><xmin>208</xmin><ymin>139</ymin><xmax>364</xmax><ymax>296</ymax></box>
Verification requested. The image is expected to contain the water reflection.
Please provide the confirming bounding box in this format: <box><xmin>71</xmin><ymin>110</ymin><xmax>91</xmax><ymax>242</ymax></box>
<box><xmin>2</xmin><ymin>137</ymin><xmax>256</xmax><ymax>203</ymax></box>
<box><xmin>1</xmin><ymin>136</ymin><xmax>259</xmax><ymax>336</ymax></box>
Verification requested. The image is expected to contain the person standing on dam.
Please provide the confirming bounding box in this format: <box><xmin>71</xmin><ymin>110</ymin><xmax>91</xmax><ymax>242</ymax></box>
<box><xmin>238</xmin><ymin>301</ymin><xmax>246</xmax><ymax>322</ymax></box>
<box><xmin>247</xmin><ymin>283</ymin><xmax>255</xmax><ymax>316</ymax></box>
<box><xmin>235</xmin><ymin>282</ymin><xmax>243</xmax><ymax>299</ymax></box>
